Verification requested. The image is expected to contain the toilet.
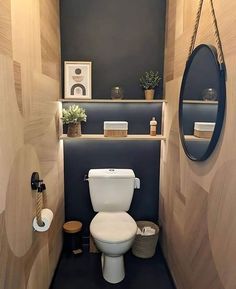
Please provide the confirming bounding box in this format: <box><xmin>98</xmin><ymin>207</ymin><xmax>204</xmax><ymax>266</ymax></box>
<box><xmin>88</xmin><ymin>168</ymin><xmax>140</xmax><ymax>284</ymax></box>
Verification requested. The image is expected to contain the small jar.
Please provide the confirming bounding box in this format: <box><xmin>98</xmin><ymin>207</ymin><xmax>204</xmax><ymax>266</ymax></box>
<box><xmin>201</xmin><ymin>88</ymin><xmax>217</xmax><ymax>101</ymax></box>
<box><xmin>111</xmin><ymin>86</ymin><xmax>124</xmax><ymax>100</ymax></box>
<box><xmin>150</xmin><ymin>117</ymin><xmax>157</xmax><ymax>136</ymax></box>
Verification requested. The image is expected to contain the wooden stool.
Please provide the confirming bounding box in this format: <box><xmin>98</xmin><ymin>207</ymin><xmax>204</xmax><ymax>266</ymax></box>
<box><xmin>63</xmin><ymin>221</ymin><xmax>83</xmax><ymax>255</ymax></box>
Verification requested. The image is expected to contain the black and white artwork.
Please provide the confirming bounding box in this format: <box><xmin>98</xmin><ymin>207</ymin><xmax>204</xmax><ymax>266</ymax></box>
<box><xmin>64</xmin><ymin>61</ymin><xmax>92</xmax><ymax>99</ymax></box>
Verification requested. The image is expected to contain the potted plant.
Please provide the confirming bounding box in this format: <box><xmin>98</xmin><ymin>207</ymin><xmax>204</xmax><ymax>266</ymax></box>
<box><xmin>140</xmin><ymin>71</ymin><xmax>161</xmax><ymax>100</ymax></box>
<box><xmin>62</xmin><ymin>105</ymin><xmax>87</xmax><ymax>137</ymax></box>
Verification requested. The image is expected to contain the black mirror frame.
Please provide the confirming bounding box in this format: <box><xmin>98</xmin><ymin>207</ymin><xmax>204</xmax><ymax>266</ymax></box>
<box><xmin>179</xmin><ymin>44</ymin><xmax>226</xmax><ymax>161</ymax></box>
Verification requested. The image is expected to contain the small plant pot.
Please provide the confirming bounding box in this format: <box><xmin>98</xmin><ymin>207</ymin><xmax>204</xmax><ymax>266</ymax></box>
<box><xmin>67</xmin><ymin>123</ymin><xmax>81</xmax><ymax>137</ymax></box>
<box><xmin>144</xmin><ymin>89</ymin><xmax>155</xmax><ymax>100</ymax></box>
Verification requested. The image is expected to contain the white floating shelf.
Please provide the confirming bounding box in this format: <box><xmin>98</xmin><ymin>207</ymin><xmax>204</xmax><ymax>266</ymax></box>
<box><xmin>184</xmin><ymin>135</ymin><xmax>210</xmax><ymax>141</ymax></box>
<box><xmin>60</xmin><ymin>134</ymin><xmax>166</xmax><ymax>141</ymax></box>
<box><xmin>59</xmin><ymin>99</ymin><xmax>167</xmax><ymax>103</ymax></box>
<box><xmin>183</xmin><ymin>100</ymin><xmax>218</xmax><ymax>104</ymax></box>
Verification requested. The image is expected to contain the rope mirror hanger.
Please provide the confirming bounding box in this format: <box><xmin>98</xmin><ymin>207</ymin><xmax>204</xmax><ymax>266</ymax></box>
<box><xmin>188</xmin><ymin>0</ymin><xmax>226</xmax><ymax>72</ymax></box>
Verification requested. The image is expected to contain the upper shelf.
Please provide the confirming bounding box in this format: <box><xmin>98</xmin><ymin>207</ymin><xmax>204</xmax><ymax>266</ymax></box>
<box><xmin>59</xmin><ymin>98</ymin><xmax>167</xmax><ymax>103</ymax></box>
<box><xmin>183</xmin><ymin>100</ymin><xmax>218</xmax><ymax>104</ymax></box>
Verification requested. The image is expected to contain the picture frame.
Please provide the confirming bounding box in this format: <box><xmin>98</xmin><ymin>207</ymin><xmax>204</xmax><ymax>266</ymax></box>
<box><xmin>64</xmin><ymin>61</ymin><xmax>92</xmax><ymax>99</ymax></box>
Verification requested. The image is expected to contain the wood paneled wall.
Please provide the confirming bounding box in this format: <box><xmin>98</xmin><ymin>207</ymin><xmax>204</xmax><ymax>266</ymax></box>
<box><xmin>0</xmin><ymin>1</ymin><xmax>63</xmax><ymax>289</ymax></box>
<box><xmin>161</xmin><ymin>1</ymin><xmax>236</xmax><ymax>289</ymax></box>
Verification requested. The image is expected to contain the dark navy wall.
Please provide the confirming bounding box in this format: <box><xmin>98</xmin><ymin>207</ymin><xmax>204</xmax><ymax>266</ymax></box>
<box><xmin>64</xmin><ymin>140</ymin><xmax>160</xmax><ymax>242</ymax></box>
<box><xmin>62</xmin><ymin>102</ymin><xmax>162</xmax><ymax>242</ymax></box>
<box><xmin>63</xmin><ymin>102</ymin><xmax>163</xmax><ymax>134</ymax></box>
<box><xmin>182</xmin><ymin>103</ymin><xmax>218</xmax><ymax>135</ymax></box>
<box><xmin>60</xmin><ymin>0</ymin><xmax>166</xmax><ymax>99</ymax></box>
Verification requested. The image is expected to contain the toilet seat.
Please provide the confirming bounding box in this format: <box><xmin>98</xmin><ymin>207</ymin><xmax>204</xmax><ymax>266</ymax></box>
<box><xmin>90</xmin><ymin>212</ymin><xmax>137</xmax><ymax>244</ymax></box>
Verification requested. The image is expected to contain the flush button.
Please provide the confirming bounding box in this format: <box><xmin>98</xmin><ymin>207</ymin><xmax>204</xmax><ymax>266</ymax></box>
<box><xmin>109</xmin><ymin>169</ymin><xmax>115</xmax><ymax>172</ymax></box>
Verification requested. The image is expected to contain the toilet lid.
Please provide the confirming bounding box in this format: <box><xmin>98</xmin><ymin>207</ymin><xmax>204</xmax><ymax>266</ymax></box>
<box><xmin>90</xmin><ymin>212</ymin><xmax>137</xmax><ymax>243</ymax></box>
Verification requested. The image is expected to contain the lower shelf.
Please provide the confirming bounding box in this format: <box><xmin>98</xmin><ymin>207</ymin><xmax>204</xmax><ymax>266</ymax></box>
<box><xmin>60</xmin><ymin>134</ymin><xmax>166</xmax><ymax>141</ymax></box>
<box><xmin>184</xmin><ymin>135</ymin><xmax>210</xmax><ymax>142</ymax></box>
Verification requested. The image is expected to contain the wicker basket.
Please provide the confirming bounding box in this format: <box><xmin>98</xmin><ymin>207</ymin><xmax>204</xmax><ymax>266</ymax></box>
<box><xmin>132</xmin><ymin>221</ymin><xmax>160</xmax><ymax>258</ymax></box>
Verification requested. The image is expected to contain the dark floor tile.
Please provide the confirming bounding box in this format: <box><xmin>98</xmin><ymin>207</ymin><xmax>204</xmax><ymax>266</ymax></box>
<box><xmin>50</xmin><ymin>246</ymin><xmax>175</xmax><ymax>289</ymax></box>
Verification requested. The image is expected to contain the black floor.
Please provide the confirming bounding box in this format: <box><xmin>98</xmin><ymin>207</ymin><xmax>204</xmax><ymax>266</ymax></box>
<box><xmin>50</xmin><ymin>246</ymin><xmax>176</xmax><ymax>289</ymax></box>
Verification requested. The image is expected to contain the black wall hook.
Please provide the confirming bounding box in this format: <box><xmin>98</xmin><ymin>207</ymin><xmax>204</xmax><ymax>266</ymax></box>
<box><xmin>31</xmin><ymin>172</ymin><xmax>43</xmax><ymax>190</ymax></box>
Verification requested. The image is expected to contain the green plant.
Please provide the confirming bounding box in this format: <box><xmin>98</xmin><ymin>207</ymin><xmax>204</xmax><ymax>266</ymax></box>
<box><xmin>62</xmin><ymin>105</ymin><xmax>87</xmax><ymax>124</ymax></box>
<box><xmin>139</xmin><ymin>71</ymin><xmax>161</xmax><ymax>90</ymax></box>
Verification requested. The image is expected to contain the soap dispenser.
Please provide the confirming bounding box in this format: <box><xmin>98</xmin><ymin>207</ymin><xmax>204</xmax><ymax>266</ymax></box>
<box><xmin>150</xmin><ymin>117</ymin><xmax>157</xmax><ymax>136</ymax></box>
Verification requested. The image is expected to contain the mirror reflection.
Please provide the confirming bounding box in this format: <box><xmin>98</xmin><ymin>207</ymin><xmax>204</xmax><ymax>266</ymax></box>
<box><xmin>179</xmin><ymin>44</ymin><xmax>226</xmax><ymax>161</ymax></box>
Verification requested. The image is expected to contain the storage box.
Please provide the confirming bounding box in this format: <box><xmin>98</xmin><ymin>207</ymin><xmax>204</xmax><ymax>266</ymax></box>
<box><xmin>104</xmin><ymin>121</ymin><xmax>128</xmax><ymax>137</ymax></box>
<box><xmin>194</xmin><ymin>122</ymin><xmax>215</xmax><ymax>139</ymax></box>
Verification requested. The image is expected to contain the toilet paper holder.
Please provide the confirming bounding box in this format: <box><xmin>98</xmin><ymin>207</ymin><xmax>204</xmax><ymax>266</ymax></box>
<box><xmin>31</xmin><ymin>172</ymin><xmax>53</xmax><ymax>232</ymax></box>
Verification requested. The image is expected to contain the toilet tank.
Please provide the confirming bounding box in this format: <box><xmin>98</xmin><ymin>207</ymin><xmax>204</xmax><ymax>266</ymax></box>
<box><xmin>88</xmin><ymin>169</ymin><xmax>135</xmax><ymax>212</ymax></box>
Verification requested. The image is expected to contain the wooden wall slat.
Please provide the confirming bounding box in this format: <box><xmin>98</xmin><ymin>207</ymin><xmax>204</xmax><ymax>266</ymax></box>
<box><xmin>0</xmin><ymin>0</ymin><xmax>12</xmax><ymax>57</ymax></box>
<box><xmin>40</xmin><ymin>0</ymin><xmax>61</xmax><ymax>80</ymax></box>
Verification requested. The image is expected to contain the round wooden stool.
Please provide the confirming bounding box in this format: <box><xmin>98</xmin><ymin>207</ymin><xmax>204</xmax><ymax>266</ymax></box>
<box><xmin>63</xmin><ymin>221</ymin><xmax>83</xmax><ymax>254</ymax></box>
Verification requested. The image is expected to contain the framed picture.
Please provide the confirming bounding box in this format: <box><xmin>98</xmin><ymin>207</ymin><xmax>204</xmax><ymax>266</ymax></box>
<box><xmin>64</xmin><ymin>61</ymin><xmax>92</xmax><ymax>99</ymax></box>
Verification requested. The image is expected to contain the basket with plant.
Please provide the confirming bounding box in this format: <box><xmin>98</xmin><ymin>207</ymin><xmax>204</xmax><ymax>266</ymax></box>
<box><xmin>62</xmin><ymin>105</ymin><xmax>87</xmax><ymax>137</ymax></box>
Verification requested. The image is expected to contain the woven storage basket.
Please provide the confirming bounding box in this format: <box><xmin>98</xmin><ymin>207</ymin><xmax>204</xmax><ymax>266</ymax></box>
<box><xmin>132</xmin><ymin>221</ymin><xmax>159</xmax><ymax>258</ymax></box>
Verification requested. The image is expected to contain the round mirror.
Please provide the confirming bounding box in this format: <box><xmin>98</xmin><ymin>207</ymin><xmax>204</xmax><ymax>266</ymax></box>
<box><xmin>179</xmin><ymin>44</ymin><xmax>226</xmax><ymax>161</ymax></box>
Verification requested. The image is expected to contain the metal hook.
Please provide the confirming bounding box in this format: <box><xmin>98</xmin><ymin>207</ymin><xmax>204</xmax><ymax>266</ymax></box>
<box><xmin>31</xmin><ymin>172</ymin><xmax>44</xmax><ymax>190</ymax></box>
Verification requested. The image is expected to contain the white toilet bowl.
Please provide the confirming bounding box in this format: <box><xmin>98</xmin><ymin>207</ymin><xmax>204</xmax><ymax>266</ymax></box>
<box><xmin>90</xmin><ymin>211</ymin><xmax>137</xmax><ymax>284</ymax></box>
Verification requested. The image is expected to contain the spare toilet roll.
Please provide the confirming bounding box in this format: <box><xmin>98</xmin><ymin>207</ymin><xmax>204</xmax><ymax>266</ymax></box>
<box><xmin>33</xmin><ymin>208</ymin><xmax>53</xmax><ymax>232</ymax></box>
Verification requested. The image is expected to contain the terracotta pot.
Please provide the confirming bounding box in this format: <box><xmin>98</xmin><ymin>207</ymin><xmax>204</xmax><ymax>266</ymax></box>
<box><xmin>67</xmin><ymin>122</ymin><xmax>81</xmax><ymax>137</ymax></box>
<box><xmin>144</xmin><ymin>89</ymin><xmax>155</xmax><ymax>100</ymax></box>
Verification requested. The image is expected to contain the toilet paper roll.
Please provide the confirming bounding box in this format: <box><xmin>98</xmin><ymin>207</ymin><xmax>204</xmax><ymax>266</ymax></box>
<box><xmin>33</xmin><ymin>208</ymin><xmax>53</xmax><ymax>232</ymax></box>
